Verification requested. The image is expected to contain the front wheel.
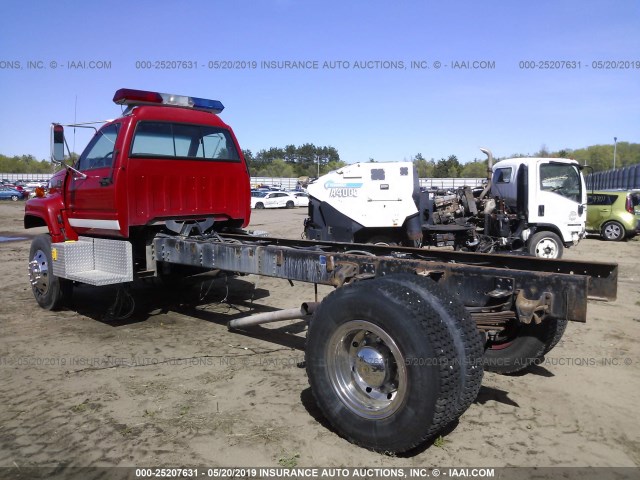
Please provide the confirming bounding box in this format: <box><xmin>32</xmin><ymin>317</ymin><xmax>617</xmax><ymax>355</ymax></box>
<box><xmin>254</xmin><ymin>202</ymin><xmax>265</xmax><ymax>210</ymax></box>
<box><xmin>306</xmin><ymin>274</ymin><xmax>483</xmax><ymax>452</ymax></box>
<box><xmin>28</xmin><ymin>234</ymin><xmax>72</xmax><ymax>310</ymax></box>
<box><xmin>285</xmin><ymin>200</ymin><xmax>295</xmax><ymax>209</ymax></box>
<box><xmin>11</xmin><ymin>195</ymin><xmax>19</xmax><ymax>201</ymax></box>
<box><xmin>601</xmin><ymin>221</ymin><xmax>625</xmax><ymax>241</ymax></box>
<box><xmin>528</xmin><ymin>231</ymin><xmax>563</xmax><ymax>259</ymax></box>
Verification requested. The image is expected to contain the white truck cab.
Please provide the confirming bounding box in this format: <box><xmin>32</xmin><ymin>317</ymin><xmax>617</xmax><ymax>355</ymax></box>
<box><xmin>492</xmin><ymin>158</ymin><xmax>587</xmax><ymax>250</ymax></box>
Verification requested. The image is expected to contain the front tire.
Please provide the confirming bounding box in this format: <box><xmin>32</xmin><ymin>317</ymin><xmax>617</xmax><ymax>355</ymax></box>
<box><xmin>306</xmin><ymin>274</ymin><xmax>483</xmax><ymax>452</ymax></box>
<box><xmin>254</xmin><ymin>202</ymin><xmax>265</xmax><ymax>210</ymax></box>
<box><xmin>11</xmin><ymin>195</ymin><xmax>18</xmax><ymax>201</ymax></box>
<box><xmin>601</xmin><ymin>221</ymin><xmax>625</xmax><ymax>241</ymax></box>
<box><xmin>286</xmin><ymin>200</ymin><xmax>295</xmax><ymax>209</ymax></box>
<box><xmin>28</xmin><ymin>234</ymin><xmax>72</xmax><ymax>310</ymax></box>
<box><xmin>528</xmin><ymin>231</ymin><xmax>563</xmax><ymax>259</ymax></box>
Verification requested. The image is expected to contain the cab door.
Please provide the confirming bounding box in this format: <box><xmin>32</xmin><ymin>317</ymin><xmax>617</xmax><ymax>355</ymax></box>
<box><xmin>67</xmin><ymin>123</ymin><xmax>122</xmax><ymax>236</ymax></box>
<box><xmin>529</xmin><ymin>162</ymin><xmax>585</xmax><ymax>242</ymax></box>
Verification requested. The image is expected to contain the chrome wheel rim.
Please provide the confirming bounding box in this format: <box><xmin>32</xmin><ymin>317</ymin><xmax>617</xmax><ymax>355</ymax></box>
<box><xmin>534</xmin><ymin>238</ymin><xmax>558</xmax><ymax>258</ymax></box>
<box><xmin>326</xmin><ymin>320</ymin><xmax>407</xmax><ymax>419</ymax></box>
<box><xmin>29</xmin><ymin>249</ymin><xmax>49</xmax><ymax>297</ymax></box>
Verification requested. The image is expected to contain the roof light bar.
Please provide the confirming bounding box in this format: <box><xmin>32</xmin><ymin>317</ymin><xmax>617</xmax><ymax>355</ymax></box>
<box><xmin>112</xmin><ymin>88</ymin><xmax>224</xmax><ymax>113</ymax></box>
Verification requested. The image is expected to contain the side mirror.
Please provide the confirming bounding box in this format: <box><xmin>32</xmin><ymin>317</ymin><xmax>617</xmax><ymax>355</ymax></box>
<box><xmin>51</xmin><ymin>124</ymin><xmax>65</xmax><ymax>163</ymax></box>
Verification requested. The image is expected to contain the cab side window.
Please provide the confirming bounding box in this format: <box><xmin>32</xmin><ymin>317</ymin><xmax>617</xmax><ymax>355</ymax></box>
<box><xmin>77</xmin><ymin>124</ymin><xmax>120</xmax><ymax>171</ymax></box>
<box><xmin>495</xmin><ymin>167</ymin><xmax>512</xmax><ymax>184</ymax></box>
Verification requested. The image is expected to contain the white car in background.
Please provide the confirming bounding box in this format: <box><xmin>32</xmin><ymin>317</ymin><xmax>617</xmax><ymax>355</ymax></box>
<box><xmin>251</xmin><ymin>191</ymin><xmax>296</xmax><ymax>209</ymax></box>
<box><xmin>293</xmin><ymin>192</ymin><xmax>309</xmax><ymax>207</ymax></box>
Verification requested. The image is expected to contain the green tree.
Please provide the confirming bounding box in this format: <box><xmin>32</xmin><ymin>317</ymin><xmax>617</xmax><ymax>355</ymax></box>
<box><xmin>433</xmin><ymin>155</ymin><xmax>461</xmax><ymax>178</ymax></box>
<box><xmin>254</xmin><ymin>158</ymin><xmax>295</xmax><ymax>178</ymax></box>
<box><xmin>242</xmin><ymin>149</ymin><xmax>254</xmax><ymax>163</ymax></box>
<box><xmin>324</xmin><ymin>160</ymin><xmax>347</xmax><ymax>173</ymax></box>
<box><xmin>284</xmin><ymin>144</ymin><xmax>297</xmax><ymax>164</ymax></box>
<box><xmin>413</xmin><ymin>153</ymin><xmax>435</xmax><ymax>178</ymax></box>
<box><xmin>460</xmin><ymin>160</ymin><xmax>487</xmax><ymax>178</ymax></box>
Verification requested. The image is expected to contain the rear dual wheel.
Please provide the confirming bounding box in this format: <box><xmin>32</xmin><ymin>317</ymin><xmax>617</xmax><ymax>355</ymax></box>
<box><xmin>306</xmin><ymin>274</ymin><xmax>483</xmax><ymax>453</ymax></box>
<box><xmin>483</xmin><ymin>317</ymin><xmax>568</xmax><ymax>374</ymax></box>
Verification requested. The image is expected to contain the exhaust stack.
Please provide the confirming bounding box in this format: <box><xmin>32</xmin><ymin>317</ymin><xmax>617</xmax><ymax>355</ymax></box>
<box><xmin>478</xmin><ymin>148</ymin><xmax>494</xmax><ymax>200</ymax></box>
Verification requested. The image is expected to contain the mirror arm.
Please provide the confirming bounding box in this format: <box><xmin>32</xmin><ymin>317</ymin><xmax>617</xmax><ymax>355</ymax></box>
<box><xmin>63</xmin><ymin>163</ymin><xmax>87</xmax><ymax>179</ymax></box>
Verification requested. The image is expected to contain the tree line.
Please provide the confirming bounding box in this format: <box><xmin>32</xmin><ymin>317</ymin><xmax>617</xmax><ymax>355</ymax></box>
<box><xmin>243</xmin><ymin>144</ymin><xmax>344</xmax><ymax>178</ymax></box>
<box><xmin>410</xmin><ymin>142</ymin><xmax>640</xmax><ymax>178</ymax></box>
<box><xmin>2</xmin><ymin>142</ymin><xmax>639</xmax><ymax>178</ymax></box>
<box><xmin>0</xmin><ymin>155</ymin><xmax>56</xmax><ymax>174</ymax></box>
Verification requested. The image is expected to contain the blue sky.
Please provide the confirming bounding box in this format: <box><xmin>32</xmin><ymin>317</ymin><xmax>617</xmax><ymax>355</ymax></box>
<box><xmin>0</xmin><ymin>0</ymin><xmax>638</xmax><ymax>164</ymax></box>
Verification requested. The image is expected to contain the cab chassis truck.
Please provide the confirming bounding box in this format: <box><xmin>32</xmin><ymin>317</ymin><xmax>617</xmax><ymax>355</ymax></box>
<box><xmin>25</xmin><ymin>89</ymin><xmax>618</xmax><ymax>453</ymax></box>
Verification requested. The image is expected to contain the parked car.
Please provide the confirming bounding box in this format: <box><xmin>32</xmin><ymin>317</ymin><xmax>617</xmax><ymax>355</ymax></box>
<box><xmin>586</xmin><ymin>190</ymin><xmax>640</xmax><ymax>241</ymax></box>
<box><xmin>293</xmin><ymin>192</ymin><xmax>310</xmax><ymax>207</ymax></box>
<box><xmin>0</xmin><ymin>186</ymin><xmax>27</xmax><ymax>201</ymax></box>
<box><xmin>251</xmin><ymin>191</ymin><xmax>296</xmax><ymax>209</ymax></box>
<box><xmin>4</xmin><ymin>184</ymin><xmax>25</xmax><ymax>193</ymax></box>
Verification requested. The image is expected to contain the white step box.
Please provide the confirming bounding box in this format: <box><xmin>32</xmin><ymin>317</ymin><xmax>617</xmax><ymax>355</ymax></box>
<box><xmin>51</xmin><ymin>236</ymin><xmax>133</xmax><ymax>286</ymax></box>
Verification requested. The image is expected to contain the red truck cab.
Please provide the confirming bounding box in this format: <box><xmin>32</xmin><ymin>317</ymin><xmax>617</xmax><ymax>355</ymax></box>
<box><xmin>25</xmin><ymin>88</ymin><xmax>252</xmax><ymax>243</ymax></box>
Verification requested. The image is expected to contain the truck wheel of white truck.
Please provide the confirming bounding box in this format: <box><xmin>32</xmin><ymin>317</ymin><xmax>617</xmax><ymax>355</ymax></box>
<box><xmin>306</xmin><ymin>274</ymin><xmax>484</xmax><ymax>453</ymax></box>
<box><xmin>528</xmin><ymin>231</ymin><xmax>564</xmax><ymax>259</ymax></box>
<box><xmin>28</xmin><ymin>234</ymin><xmax>72</xmax><ymax>311</ymax></box>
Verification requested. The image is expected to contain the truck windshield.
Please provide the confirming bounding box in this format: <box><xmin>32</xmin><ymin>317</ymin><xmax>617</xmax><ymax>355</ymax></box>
<box><xmin>130</xmin><ymin>121</ymin><xmax>240</xmax><ymax>161</ymax></box>
<box><xmin>539</xmin><ymin>163</ymin><xmax>582</xmax><ymax>202</ymax></box>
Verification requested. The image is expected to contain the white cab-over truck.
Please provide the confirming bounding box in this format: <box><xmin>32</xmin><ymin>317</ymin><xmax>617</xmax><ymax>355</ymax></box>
<box><xmin>305</xmin><ymin>149</ymin><xmax>587</xmax><ymax>259</ymax></box>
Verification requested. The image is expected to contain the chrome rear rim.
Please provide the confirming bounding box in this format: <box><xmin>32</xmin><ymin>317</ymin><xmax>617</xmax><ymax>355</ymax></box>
<box><xmin>326</xmin><ymin>320</ymin><xmax>407</xmax><ymax>419</ymax></box>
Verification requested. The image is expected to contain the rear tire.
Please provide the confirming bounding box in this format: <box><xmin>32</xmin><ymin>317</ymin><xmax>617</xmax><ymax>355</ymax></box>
<box><xmin>376</xmin><ymin>274</ymin><xmax>484</xmax><ymax>417</ymax></box>
<box><xmin>601</xmin><ymin>221</ymin><xmax>625</xmax><ymax>241</ymax></box>
<box><xmin>528</xmin><ymin>231</ymin><xmax>563</xmax><ymax>259</ymax></box>
<box><xmin>543</xmin><ymin>317</ymin><xmax>568</xmax><ymax>354</ymax></box>
<box><xmin>484</xmin><ymin>317</ymin><xmax>567</xmax><ymax>374</ymax></box>
<box><xmin>28</xmin><ymin>234</ymin><xmax>72</xmax><ymax>310</ymax></box>
<box><xmin>306</xmin><ymin>274</ymin><xmax>483</xmax><ymax>452</ymax></box>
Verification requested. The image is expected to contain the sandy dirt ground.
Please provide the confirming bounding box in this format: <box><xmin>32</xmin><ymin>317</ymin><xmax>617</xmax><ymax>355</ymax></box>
<box><xmin>0</xmin><ymin>201</ymin><xmax>639</xmax><ymax>470</ymax></box>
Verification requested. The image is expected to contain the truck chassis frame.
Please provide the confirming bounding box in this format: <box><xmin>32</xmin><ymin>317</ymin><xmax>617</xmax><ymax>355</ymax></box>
<box><xmin>152</xmin><ymin>232</ymin><xmax>616</xmax><ymax>326</ymax></box>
